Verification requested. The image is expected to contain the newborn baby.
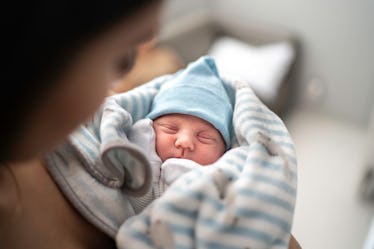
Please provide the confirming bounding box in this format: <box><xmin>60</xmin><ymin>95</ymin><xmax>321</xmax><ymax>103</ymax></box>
<box><xmin>128</xmin><ymin>56</ymin><xmax>233</xmax><ymax>212</ymax></box>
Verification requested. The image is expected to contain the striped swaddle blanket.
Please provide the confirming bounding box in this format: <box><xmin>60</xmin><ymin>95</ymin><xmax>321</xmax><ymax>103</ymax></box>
<box><xmin>45</xmin><ymin>71</ymin><xmax>297</xmax><ymax>249</ymax></box>
<box><xmin>115</xmin><ymin>75</ymin><xmax>297</xmax><ymax>249</ymax></box>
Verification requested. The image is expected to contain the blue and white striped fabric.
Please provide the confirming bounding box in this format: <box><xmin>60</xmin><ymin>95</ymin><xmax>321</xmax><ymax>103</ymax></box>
<box><xmin>45</xmin><ymin>61</ymin><xmax>297</xmax><ymax>248</ymax></box>
<box><xmin>115</xmin><ymin>74</ymin><xmax>297</xmax><ymax>249</ymax></box>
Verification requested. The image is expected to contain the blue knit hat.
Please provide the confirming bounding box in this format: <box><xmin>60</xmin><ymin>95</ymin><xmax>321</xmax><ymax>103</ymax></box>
<box><xmin>147</xmin><ymin>56</ymin><xmax>233</xmax><ymax>149</ymax></box>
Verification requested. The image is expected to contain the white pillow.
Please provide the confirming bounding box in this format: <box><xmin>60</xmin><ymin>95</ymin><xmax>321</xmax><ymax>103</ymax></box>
<box><xmin>208</xmin><ymin>36</ymin><xmax>295</xmax><ymax>103</ymax></box>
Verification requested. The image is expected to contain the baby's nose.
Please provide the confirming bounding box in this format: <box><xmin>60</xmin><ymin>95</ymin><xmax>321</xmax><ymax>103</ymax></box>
<box><xmin>175</xmin><ymin>133</ymin><xmax>194</xmax><ymax>151</ymax></box>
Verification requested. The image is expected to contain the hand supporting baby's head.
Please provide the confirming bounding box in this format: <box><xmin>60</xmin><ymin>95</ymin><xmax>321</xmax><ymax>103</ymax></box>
<box><xmin>147</xmin><ymin>56</ymin><xmax>233</xmax><ymax>165</ymax></box>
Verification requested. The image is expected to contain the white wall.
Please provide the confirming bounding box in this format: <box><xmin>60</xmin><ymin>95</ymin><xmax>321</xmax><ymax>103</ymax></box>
<box><xmin>212</xmin><ymin>0</ymin><xmax>374</xmax><ymax>125</ymax></box>
<box><xmin>161</xmin><ymin>0</ymin><xmax>374</xmax><ymax>125</ymax></box>
<box><xmin>160</xmin><ymin>0</ymin><xmax>210</xmax><ymax>25</ymax></box>
<box><xmin>366</xmin><ymin>106</ymin><xmax>374</xmax><ymax>165</ymax></box>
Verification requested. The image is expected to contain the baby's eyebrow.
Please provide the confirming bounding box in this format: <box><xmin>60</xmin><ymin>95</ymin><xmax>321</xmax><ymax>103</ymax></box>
<box><xmin>198</xmin><ymin>129</ymin><xmax>219</xmax><ymax>137</ymax></box>
<box><xmin>155</xmin><ymin>121</ymin><xmax>177</xmax><ymax>127</ymax></box>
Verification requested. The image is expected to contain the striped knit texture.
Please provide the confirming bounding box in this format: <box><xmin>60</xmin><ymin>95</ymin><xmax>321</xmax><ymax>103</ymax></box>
<box><xmin>115</xmin><ymin>75</ymin><xmax>297</xmax><ymax>249</ymax></box>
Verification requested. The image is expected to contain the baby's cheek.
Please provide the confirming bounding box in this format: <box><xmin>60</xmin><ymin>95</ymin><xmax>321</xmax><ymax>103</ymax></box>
<box><xmin>155</xmin><ymin>134</ymin><xmax>174</xmax><ymax>161</ymax></box>
<box><xmin>194</xmin><ymin>146</ymin><xmax>220</xmax><ymax>165</ymax></box>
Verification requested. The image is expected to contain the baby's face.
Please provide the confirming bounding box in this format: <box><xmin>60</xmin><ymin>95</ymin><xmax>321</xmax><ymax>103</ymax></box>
<box><xmin>153</xmin><ymin>114</ymin><xmax>226</xmax><ymax>165</ymax></box>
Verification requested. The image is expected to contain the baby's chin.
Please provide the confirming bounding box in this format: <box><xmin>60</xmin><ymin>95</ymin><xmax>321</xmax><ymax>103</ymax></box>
<box><xmin>197</xmin><ymin>160</ymin><xmax>218</xmax><ymax>166</ymax></box>
<box><xmin>192</xmin><ymin>154</ymin><xmax>223</xmax><ymax>165</ymax></box>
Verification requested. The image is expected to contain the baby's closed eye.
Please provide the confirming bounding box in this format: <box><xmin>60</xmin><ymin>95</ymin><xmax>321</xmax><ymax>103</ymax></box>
<box><xmin>197</xmin><ymin>132</ymin><xmax>217</xmax><ymax>143</ymax></box>
<box><xmin>158</xmin><ymin>123</ymin><xmax>178</xmax><ymax>134</ymax></box>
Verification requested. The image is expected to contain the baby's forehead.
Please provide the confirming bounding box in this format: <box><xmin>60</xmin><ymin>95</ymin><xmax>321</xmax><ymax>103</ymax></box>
<box><xmin>155</xmin><ymin>114</ymin><xmax>216</xmax><ymax>130</ymax></box>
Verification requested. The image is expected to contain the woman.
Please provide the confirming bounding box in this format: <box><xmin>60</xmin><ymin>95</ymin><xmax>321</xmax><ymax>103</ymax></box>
<box><xmin>0</xmin><ymin>1</ymin><xmax>301</xmax><ymax>248</ymax></box>
<box><xmin>1</xmin><ymin>1</ymin><xmax>163</xmax><ymax>248</ymax></box>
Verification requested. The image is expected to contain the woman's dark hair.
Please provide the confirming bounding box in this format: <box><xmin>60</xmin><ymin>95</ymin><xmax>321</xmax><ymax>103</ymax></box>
<box><xmin>1</xmin><ymin>1</ymin><xmax>158</xmax><ymax>162</ymax></box>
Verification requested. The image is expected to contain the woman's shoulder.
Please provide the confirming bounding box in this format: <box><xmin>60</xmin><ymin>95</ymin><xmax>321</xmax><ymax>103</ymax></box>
<box><xmin>0</xmin><ymin>158</ymin><xmax>114</xmax><ymax>249</ymax></box>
